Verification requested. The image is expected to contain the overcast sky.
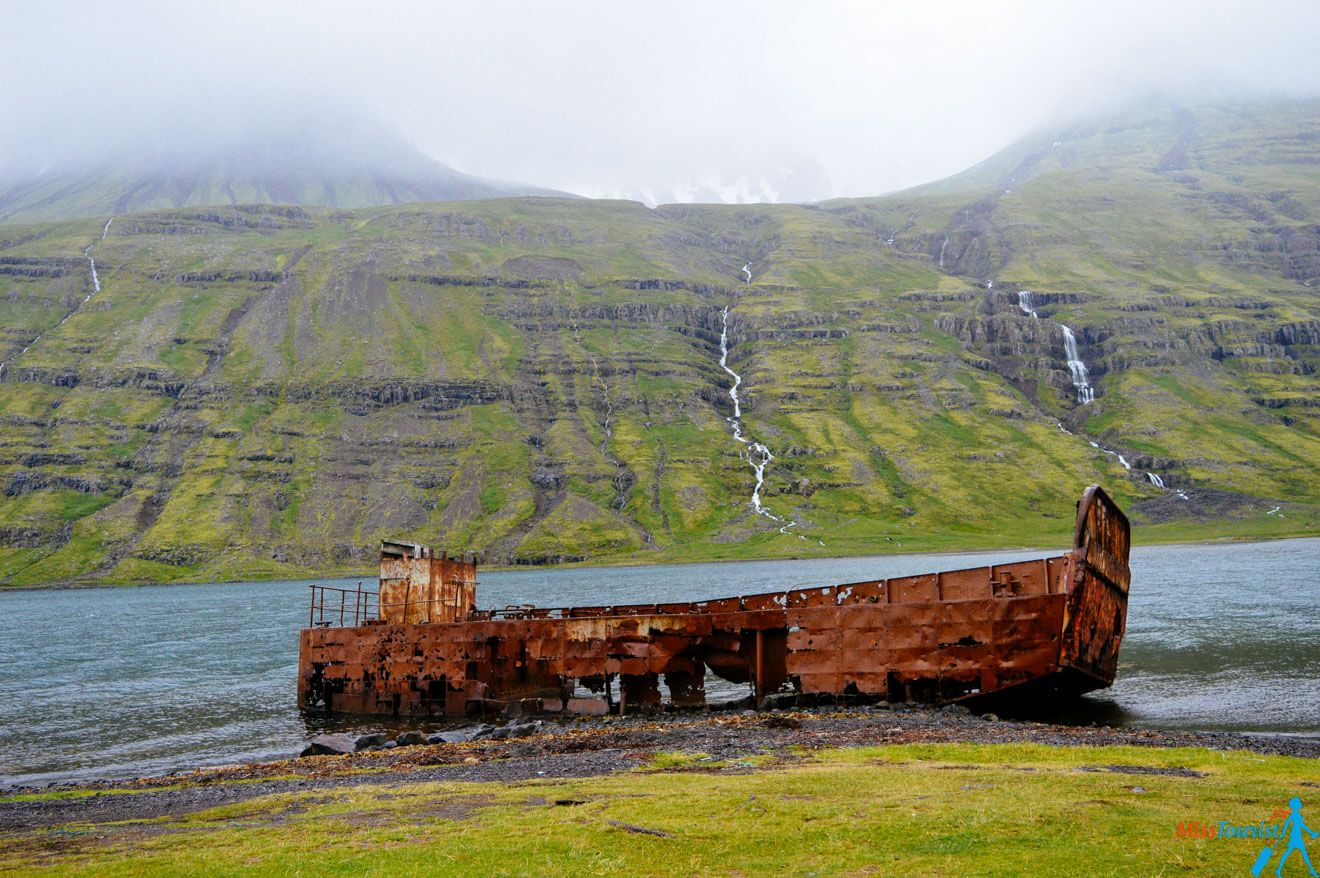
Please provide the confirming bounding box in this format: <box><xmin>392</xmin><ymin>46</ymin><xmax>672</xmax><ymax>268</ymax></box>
<box><xmin>4</xmin><ymin>0</ymin><xmax>1320</xmax><ymax>203</ymax></box>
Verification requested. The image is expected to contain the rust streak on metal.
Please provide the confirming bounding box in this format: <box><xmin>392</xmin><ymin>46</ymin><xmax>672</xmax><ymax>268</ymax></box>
<box><xmin>298</xmin><ymin>486</ymin><xmax>1131</xmax><ymax>718</ymax></box>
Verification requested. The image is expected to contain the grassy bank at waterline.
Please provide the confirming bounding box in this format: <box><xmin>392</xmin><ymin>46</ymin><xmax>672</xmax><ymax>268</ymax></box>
<box><xmin>3</xmin><ymin>709</ymin><xmax>1317</xmax><ymax>876</ymax></box>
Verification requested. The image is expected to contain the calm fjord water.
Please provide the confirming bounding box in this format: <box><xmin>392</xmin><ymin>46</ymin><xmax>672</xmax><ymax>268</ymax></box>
<box><xmin>2</xmin><ymin>538</ymin><xmax>1317</xmax><ymax>787</ymax></box>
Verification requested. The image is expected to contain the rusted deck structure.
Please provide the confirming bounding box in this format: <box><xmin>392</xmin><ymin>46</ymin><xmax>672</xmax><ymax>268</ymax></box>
<box><xmin>298</xmin><ymin>486</ymin><xmax>1130</xmax><ymax>717</ymax></box>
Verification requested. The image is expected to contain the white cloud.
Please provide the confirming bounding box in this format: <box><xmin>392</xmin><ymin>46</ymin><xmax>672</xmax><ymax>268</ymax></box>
<box><xmin>3</xmin><ymin>0</ymin><xmax>1319</xmax><ymax>200</ymax></box>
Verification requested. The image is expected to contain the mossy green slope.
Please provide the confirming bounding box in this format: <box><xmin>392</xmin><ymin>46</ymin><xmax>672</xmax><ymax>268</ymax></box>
<box><xmin>1</xmin><ymin>743</ymin><xmax>1313</xmax><ymax>877</ymax></box>
<box><xmin>1</xmin><ymin>98</ymin><xmax>1318</xmax><ymax>586</ymax></box>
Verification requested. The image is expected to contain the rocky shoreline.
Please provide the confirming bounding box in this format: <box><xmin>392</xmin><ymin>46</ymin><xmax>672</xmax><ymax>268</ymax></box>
<box><xmin>4</xmin><ymin>704</ymin><xmax>1318</xmax><ymax>832</ymax></box>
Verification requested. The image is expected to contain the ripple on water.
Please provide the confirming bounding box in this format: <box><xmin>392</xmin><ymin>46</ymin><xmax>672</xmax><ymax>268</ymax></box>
<box><xmin>1</xmin><ymin>540</ymin><xmax>1317</xmax><ymax>785</ymax></box>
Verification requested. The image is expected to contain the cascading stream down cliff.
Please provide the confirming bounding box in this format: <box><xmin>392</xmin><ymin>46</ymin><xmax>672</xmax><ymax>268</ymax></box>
<box><xmin>719</xmin><ymin>306</ymin><xmax>787</xmax><ymax>526</ymax></box>
<box><xmin>1021</xmin><ymin>291</ymin><xmax>1095</xmax><ymax>405</ymax></box>
<box><xmin>1061</xmin><ymin>424</ymin><xmax>1135</xmax><ymax>472</ymax></box>
<box><xmin>1059</xmin><ymin>325</ymin><xmax>1095</xmax><ymax>405</ymax></box>
<box><xmin>718</xmin><ymin>264</ymin><xmax>805</xmax><ymax>539</ymax></box>
<box><xmin>0</xmin><ymin>218</ymin><xmax>112</xmax><ymax>381</ymax></box>
<box><xmin>1017</xmin><ymin>290</ymin><xmax>1038</xmax><ymax>319</ymax></box>
<box><xmin>87</xmin><ymin>217</ymin><xmax>112</xmax><ymax>292</ymax></box>
<box><xmin>1033</xmin><ymin>291</ymin><xmax>1169</xmax><ymax>488</ymax></box>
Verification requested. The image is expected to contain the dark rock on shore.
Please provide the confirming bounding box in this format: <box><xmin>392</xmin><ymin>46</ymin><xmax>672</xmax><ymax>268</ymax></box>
<box><xmin>353</xmin><ymin>733</ymin><xmax>387</xmax><ymax>751</ymax></box>
<box><xmin>297</xmin><ymin>720</ymin><xmax>549</xmax><ymax>757</ymax></box>
<box><xmin>298</xmin><ymin>734</ymin><xmax>355</xmax><ymax>757</ymax></box>
<box><xmin>428</xmin><ymin>724</ymin><xmax>494</xmax><ymax>745</ymax></box>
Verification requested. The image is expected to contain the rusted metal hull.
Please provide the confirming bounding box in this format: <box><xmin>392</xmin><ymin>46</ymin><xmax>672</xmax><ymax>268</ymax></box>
<box><xmin>298</xmin><ymin>486</ymin><xmax>1130</xmax><ymax>717</ymax></box>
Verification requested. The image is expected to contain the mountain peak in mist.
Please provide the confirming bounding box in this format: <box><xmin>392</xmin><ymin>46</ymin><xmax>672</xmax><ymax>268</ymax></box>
<box><xmin>0</xmin><ymin>107</ymin><xmax>571</xmax><ymax>224</ymax></box>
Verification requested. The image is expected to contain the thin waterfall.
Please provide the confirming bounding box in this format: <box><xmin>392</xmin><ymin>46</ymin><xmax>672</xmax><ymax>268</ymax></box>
<box><xmin>1088</xmin><ymin>441</ymin><xmax>1131</xmax><ymax>471</ymax></box>
<box><xmin>717</xmin><ymin>263</ymin><xmax>811</xmax><ymax>541</ymax></box>
<box><xmin>1</xmin><ymin>217</ymin><xmax>112</xmax><ymax>381</ymax></box>
<box><xmin>1060</xmin><ymin>325</ymin><xmax>1095</xmax><ymax>405</ymax></box>
<box><xmin>1068</xmin><ymin>422</ymin><xmax>1163</xmax><ymax>484</ymax></box>
<box><xmin>1023</xmin><ymin>292</ymin><xmax>1095</xmax><ymax>405</ymax></box>
<box><xmin>1017</xmin><ymin>290</ymin><xmax>1038</xmax><ymax>318</ymax></box>
<box><xmin>86</xmin><ymin>216</ymin><xmax>112</xmax><ymax>291</ymax></box>
<box><xmin>85</xmin><ymin>246</ymin><xmax>101</xmax><ymax>294</ymax></box>
<box><xmin>719</xmin><ymin>307</ymin><xmax>780</xmax><ymax>522</ymax></box>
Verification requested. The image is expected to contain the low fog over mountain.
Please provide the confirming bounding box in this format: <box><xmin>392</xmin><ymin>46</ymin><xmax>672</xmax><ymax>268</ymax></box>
<box><xmin>0</xmin><ymin>104</ymin><xmax>569</xmax><ymax>224</ymax></box>
<box><xmin>5</xmin><ymin>1</ymin><xmax>1320</xmax><ymax>214</ymax></box>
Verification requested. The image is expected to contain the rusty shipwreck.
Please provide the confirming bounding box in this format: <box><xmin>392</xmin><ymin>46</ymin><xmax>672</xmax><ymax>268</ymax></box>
<box><xmin>298</xmin><ymin>485</ymin><xmax>1130</xmax><ymax>717</ymax></box>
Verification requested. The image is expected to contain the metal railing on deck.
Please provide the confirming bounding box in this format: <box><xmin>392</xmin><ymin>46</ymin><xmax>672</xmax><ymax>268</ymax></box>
<box><xmin>308</xmin><ymin>583</ymin><xmax>378</xmax><ymax>627</ymax></box>
<box><xmin>308</xmin><ymin>583</ymin><xmax>477</xmax><ymax>627</ymax></box>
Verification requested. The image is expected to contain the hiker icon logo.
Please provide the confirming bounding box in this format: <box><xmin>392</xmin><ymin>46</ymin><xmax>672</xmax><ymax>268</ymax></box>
<box><xmin>1253</xmin><ymin>798</ymin><xmax>1319</xmax><ymax>878</ymax></box>
<box><xmin>1175</xmin><ymin>798</ymin><xmax>1320</xmax><ymax>875</ymax></box>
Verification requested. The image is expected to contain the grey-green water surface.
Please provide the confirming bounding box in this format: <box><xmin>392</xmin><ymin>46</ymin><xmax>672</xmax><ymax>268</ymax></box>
<box><xmin>1</xmin><ymin>538</ymin><xmax>1316</xmax><ymax>786</ymax></box>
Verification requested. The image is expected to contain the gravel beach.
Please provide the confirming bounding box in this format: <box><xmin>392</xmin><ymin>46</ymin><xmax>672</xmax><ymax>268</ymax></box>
<box><xmin>5</xmin><ymin>704</ymin><xmax>1318</xmax><ymax>833</ymax></box>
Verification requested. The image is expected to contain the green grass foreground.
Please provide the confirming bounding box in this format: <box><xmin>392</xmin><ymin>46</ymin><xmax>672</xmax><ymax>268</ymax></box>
<box><xmin>5</xmin><ymin>742</ymin><xmax>1316</xmax><ymax>876</ymax></box>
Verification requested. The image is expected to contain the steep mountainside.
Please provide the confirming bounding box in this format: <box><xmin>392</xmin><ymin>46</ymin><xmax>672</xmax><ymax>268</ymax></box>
<box><xmin>1</xmin><ymin>99</ymin><xmax>1317</xmax><ymax>586</ymax></box>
